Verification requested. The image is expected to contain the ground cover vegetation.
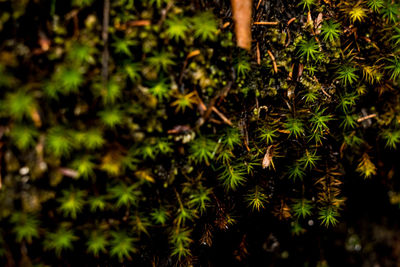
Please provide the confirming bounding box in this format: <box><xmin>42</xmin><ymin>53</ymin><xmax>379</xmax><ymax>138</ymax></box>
<box><xmin>0</xmin><ymin>0</ymin><xmax>400</xmax><ymax>266</ymax></box>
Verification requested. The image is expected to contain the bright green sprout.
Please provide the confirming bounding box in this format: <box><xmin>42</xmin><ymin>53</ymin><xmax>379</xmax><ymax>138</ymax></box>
<box><xmin>189</xmin><ymin>136</ymin><xmax>217</xmax><ymax>165</ymax></box>
<box><xmin>43</xmin><ymin>227</ymin><xmax>78</xmax><ymax>256</ymax></box>
<box><xmin>147</xmin><ymin>50</ymin><xmax>175</xmax><ymax>73</ymax></box>
<box><xmin>149</xmin><ymin>80</ymin><xmax>170</xmax><ymax>101</ymax></box>
<box><xmin>151</xmin><ymin>207</ymin><xmax>169</xmax><ymax>225</ymax></box>
<box><xmin>110</xmin><ymin>231</ymin><xmax>137</xmax><ymax>261</ymax></box>
<box><xmin>297</xmin><ymin>39</ymin><xmax>320</xmax><ymax>61</ymax></box>
<box><xmin>67</xmin><ymin>43</ymin><xmax>95</xmax><ymax>64</ymax></box>
<box><xmin>98</xmin><ymin>108</ymin><xmax>124</xmax><ymax>128</ymax></box>
<box><xmin>292</xmin><ymin>199</ymin><xmax>313</xmax><ymax>218</ymax></box>
<box><xmin>222</xmin><ymin>127</ymin><xmax>242</xmax><ymax>149</ymax></box>
<box><xmin>87</xmin><ymin>231</ymin><xmax>108</xmax><ymax>257</ymax></box>
<box><xmin>245</xmin><ymin>186</ymin><xmax>269</xmax><ymax>211</ymax></box>
<box><xmin>57</xmin><ymin>188</ymin><xmax>86</xmax><ymax>219</ymax></box>
<box><xmin>337</xmin><ymin>64</ymin><xmax>359</xmax><ymax>86</ymax></box>
<box><xmin>321</xmin><ymin>20</ymin><xmax>341</xmax><ymax>42</ymax></box>
<box><xmin>10</xmin><ymin>125</ymin><xmax>38</xmax><ymax>150</ymax></box>
<box><xmin>124</xmin><ymin>62</ymin><xmax>141</xmax><ymax>82</ymax></box>
<box><xmin>188</xmin><ymin>186</ymin><xmax>212</xmax><ymax>214</ymax></box>
<box><xmin>348</xmin><ymin>4</ymin><xmax>367</xmax><ymax>23</ymax></box>
<box><xmin>101</xmin><ymin>78</ymin><xmax>122</xmax><ymax>104</ymax></box>
<box><xmin>258</xmin><ymin>127</ymin><xmax>278</xmax><ymax>144</ymax></box>
<box><xmin>288</xmin><ymin>162</ymin><xmax>306</xmax><ymax>181</ymax></box>
<box><xmin>171</xmin><ymin>91</ymin><xmax>198</xmax><ymax>113</ymax></box>
<box><xmin>45</xmin><ymin>126</ymin><xmax>73</xmax><ymax>157</ymax></box>
<box><xmin>381</xmin><ymin>2</ymin><xmax>400</xmax><ymax>23</ymax></box>
<box><xmin>170</xmin><ymin>228</ymin><xmax>192</xmax><ymax>259</ymax></box>
<box><xmin>165</xmin><ymin>17</ymin><xmax>189</xmax><ymax>41</ymax></box>
<box><xmin>71</xmin><ymin>156</ymin><xmax>95</xmax><ymax>179</ymax></box>
<box><xmin>284</xmin><ymin>117</ymin><xmax>305</xmax><ymax>138</ymax></box>
<box><xmin>235</xmin><ymin>55</ymin><xmax>251</xmax><ymax>77</ymax></box>
<box><xmin>108</xmin><ymin>182</ymin><xmax>141</xmax><ymax>208</ymax></box>
<box><xmin>191</xmin><ymin>12</ymin><xmax>218</xmax><ymax>41</ymax></box>
<box><xmin>55</xmin><ymin>67</ymin><xmax>83</xmax><ymax>93</ymax></box>
<box><xmin>386</xmin><ymin>56</ymin><xmax>400</xmax><ymax>81</ymax></box>
<box><xmin>337</xmin><ymin>92</ymin><xmax>358</xmax><ymax>113</ymax></box>
<box><xmin>392</xmin><ymin>27</ymin><xmax>400</xmax><ymax>46</ymax></box>
<box><xmin>131</xmin><ymin>214</ymin><xmax>151</xmax><ymax>236</ymax></box>
<box><xmin>149</xmin><ymin>0</ymin><xmax>169</xmax><ymax>8</ymax></box>
<box><xmin>340</xmin><ymin>114</ymin><xmax>358</xmax><ymax>129</ymax></box>
<box><xmin>299</xmin><ymin>149</ymin><xmax>320</xmax><ymax>169</ymax></box>
<box><xmin>10</xmin><ymin>212</ymin><xmax>40</xmax><ymax>243</ymax></box>
<box><xmin>318</xmin><ymin>206</ymin><xmax>339</xmax><ymax>227</ymax></box>
<box><xmin>112</xmin><ymin>37</ymin><xmax>136</xmax><ymax>56</ymax></box>
<box><xmin>367</xmin><ymin>0</ymin><xmax>385</xmax><ymax>12</ymax></box>
<box><xmin>303</xmin><ymin>89</ymin><xmax>318</xmax><ymax>103</ymax></box>
<box><xmin>298</xmin><ymin>0</ymin><xmax>316</xmax><ymax>10</ymax></box>
<box><xmin>217</xmin><ymin>148</ymin><xmax>234</xmax><ymax>164</ymax></box>
<box><xmin>75</xmin><ymin>128</ymin><xmax>105</xmax><ymax>150</ymax></box>
<box><xmin>4</xmin><ymin>90</ymin><xmax>35</xmax><ymax>120</ymax></box>
<box><xmin>88</xmin><ymin>195</ymin><xmax>107</xmax><ymax>212</ymax></box>
<box><xmin>310</xmin><ymin>108</ymin><xmax>332</xmax><ymax>134</ymax></box>
<box><xmin>175</xmin><ymin>205</ymin><xmax>196</xmax><ymax>226</ymax></box>
<box><xmin>218</xmin><ymin>163</ymin><xmax>247</xmax><ymax>190</ymax></box>
<box><xmin>381</xmin><ymin>129</ymin><xmax>400</xmax><ymax>149</ymax></box>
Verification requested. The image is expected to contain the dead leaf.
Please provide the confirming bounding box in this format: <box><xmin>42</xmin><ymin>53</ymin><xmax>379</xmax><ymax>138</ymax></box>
<box><xmin>262</xmin><ymin>145</ymin><xmax>273</xmax><ymax>169</ymax></box>
<box><xmin>231</xmin><ymin>0</ymin><xmax>252</xmax><ymax>50</ymax></box>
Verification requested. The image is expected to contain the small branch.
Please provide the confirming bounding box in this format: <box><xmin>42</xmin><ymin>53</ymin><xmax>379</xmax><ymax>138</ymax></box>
<box><xmin>211</xmin><ymin>107</ymin><xmax>232</xmax><ymax>126</ymax></box>
<box><xmin>267</xmin><ymin>50</ymin><xmax>278</xmax><ymax>73</ymax></box>
<box><xmin>357</xmin><ymin>114</ymin><xmax>376</xmax><ymax>123</ymax></box>
<box><xmin>101</xmin><ymin>0</ymin><xmax>110</xmax><ymax>88</ymax></box>
<box><xmin>254</xmin><ymin>21</ymin><xmax>279</xmax><ymax>25</ymax></box>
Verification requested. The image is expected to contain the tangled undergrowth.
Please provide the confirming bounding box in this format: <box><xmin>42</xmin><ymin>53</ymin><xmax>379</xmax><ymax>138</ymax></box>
<box><xmin>0</xmin><ymin>0</ymin><xmax>400</xmax><ymax>265</ymax></box>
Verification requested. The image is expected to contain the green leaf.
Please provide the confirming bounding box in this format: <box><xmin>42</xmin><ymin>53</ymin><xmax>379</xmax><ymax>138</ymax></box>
<box><xmin>44</xmin><ymin>227</ymin><xmax>78</xmax><ymax>256</ymax></box>
<box><xmin>10</xmin><ymin>212</ymin><xmax>40</xmax><ymax>243</ymax></box>
<box><xmin>109</xmin><ymin>182</ymin><xmax>141</xmax><ymax>208</ymax></box>
<box><xmin>57</xmin><ymin>188</ymin><xmax>86</xmax><ymax>219</ymax></box>
<box><xmin>110</xmin><ymin>231</ymin><xmax>137</xmax><ymax>261</ymax></box>
<box><xmin>87</xmin><ymin>231</ymin><xmax>108</xmax><ymax>257</ymax></box>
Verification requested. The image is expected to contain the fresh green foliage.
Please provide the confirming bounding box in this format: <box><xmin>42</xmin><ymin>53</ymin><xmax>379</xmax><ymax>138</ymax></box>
<box><xmin>151</xmin><ymin>207</ymin><xmax>169</xmax><ymax>225</ymax></box>
<box><xmin>381</xmin><ymin>2</ymin><xmax>400</xmax><ymax>23</ymax></box>
<box><xmin>4</xmin><ymin>90</ymin><xmax>35</xmax><ymax>120</ymax></box>
<box><xmin>10</xmin><ymin>125</ymin><xmax>38</xmax><ymax>150</ymax></box>
<box><xmin>245</xmin><ymin>186</ymin><xmax>269</xmax><ymax>211</ymax></box>
<box><xmin>189</xmin><ymin>136</ymin><xmax>217</xmax><ymax>165</ymax></box>
<box><xmin>318</xmin><ymin>206</ymin><xmax>339</xmax><ymax>227</ymax></box>
<box><xmin>298</xmin><ymin>0</ymin><xmax>316</xmax><ymax>10</ymax></box>
<box><xmin>57</xmin><ymin>188</ymin><xmax>86</xmax><ymax>219</ymax></box>
<box><xmin>147</xmin><ymin>51</ymin><xmax>175</xmax><ymax>73</ymax></box>
<box><xmin>110</xmin><ymin>231</ymin><xmax>137</xmax><ymax>261</ymax></box>
<box><xmin>191</xmin><ymin>12</ymin><xmax>218</xmax><ymax>41</ymax></box>
<box><xmin>284</xmin><ymin>117</ymin><xmax>305</xmax><ymax>138</ymax></box>
<box><xmin>165</xmin><ymin>17</ymin><xmax>189</xmax><ymax>41</ymax></box>
<box><xmin>108</xmin><ymin>183</ymin><xmax>141</xmax><ymax>208</ymax></box>
<box><xmin>218</xmin><ymin>163</ymin><xmax>247</xmax><ymax>190</ymax></box>
<box><xmin>87</xmin><ymin>231</ymin><xmax>108</xmax><ymax>257</ymax></box>
<box><xmin>292</xmin><ymin>199</ymin><xmax>313</xmax><ymax>218</ymax></box>
<box><xmin>321</xmin><ymin>20</ymin><xmax>341</xmax><ymax>42</ymax></box>
<box><xmin>10</xmin><ymin>213</ymin><xmax>40</xmax><ymax>243</ymax></box>
<box><xmin>43</xmin><ymin>227</ymin><xmax>78</xmax><ymax>256</ymax></box>
<box><xmin>297</xmin><ymin>39</ymin><xmax>320</xmax><ymax>61</ymax></box>
<box><xmin>46</xmin><ymin>127</ymin><xmax>73</xmax><ymax>157</ymax></box>
<box><xmin>367</xmin><ymin>0</ymin><xmax>385</xmax><ymax>12</ymax></box>
<box><xmin>337</xmin><ymin>64</ymin><xmax>359</xmax><ymax>86</ymax></box>
<box><xmin>98</xmin><ymin>108</ymin><xmax>124</xmax><ymax>128</ymax></box>
<box><xmin>170</xmin><ymin>228</ymin><xmax>192</xmax><ymax>259</ymax></box>
<box><xmin>381</xmin><ymin>129</ymin><xmax>400</xmax><ymax>149</ymax></box>
<box><xmin>386</xmin><ymin>56</ymin><xmax>400</xmax><ymax>80</ymax></box>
